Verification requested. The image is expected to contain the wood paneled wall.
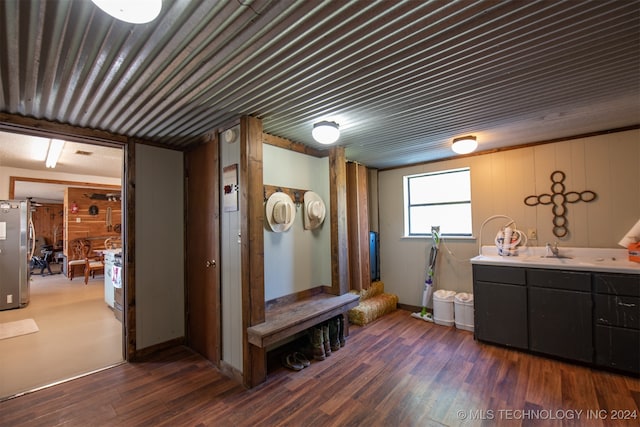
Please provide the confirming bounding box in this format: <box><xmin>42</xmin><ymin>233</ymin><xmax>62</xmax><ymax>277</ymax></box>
<box><xmin>64</xmin><ymin>187</ymin><xmax>122</xmax><ymax>257</ymax></box>
<box><xmin>32</xmin><ymin>202</ymin><xmax>64</xmax><ymax>248</ymax></box>
<box><xmin>377</xmin><ymin>129</ymin><xmax>640</xmax><ymax>306</ymax></box>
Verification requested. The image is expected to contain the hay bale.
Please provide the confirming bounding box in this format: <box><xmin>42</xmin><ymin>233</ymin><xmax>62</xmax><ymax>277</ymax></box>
<box><xmin>355</xmin><ymin>281</ymin><xmax>385</xmax><ymax>300</ymax></box>
<box><xmin>348</xmin><ymin>282</ymin><xmax>398</xmax><ymax>326</ymax></box>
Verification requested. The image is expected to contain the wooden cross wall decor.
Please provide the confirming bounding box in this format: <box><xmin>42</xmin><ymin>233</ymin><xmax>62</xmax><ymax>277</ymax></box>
<box><xmin>524</xmin><ymin>170</ymin><xmax>597</xmax><ymax>238</ymax></box>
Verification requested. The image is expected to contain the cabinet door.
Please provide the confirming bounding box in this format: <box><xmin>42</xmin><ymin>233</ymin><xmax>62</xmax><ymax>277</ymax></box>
<box><xmin>529</xmin><ymin>287</ymin><xmax>593</xmax><ymax>362</ymax></box>
<box><xmin>595</xmin><ymin>325</ymin><xmax>640</xmax><ymax>374</ymax></box>
<box><xmin>474</xmin><ymin>281</ymin><xmax>528</xmax><ymax>349</ymax></box>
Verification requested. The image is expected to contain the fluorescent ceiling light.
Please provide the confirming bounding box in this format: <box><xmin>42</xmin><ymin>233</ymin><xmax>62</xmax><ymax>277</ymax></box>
<box><xmin>312</xmin><ymin>121</ymin><xmax>340</xmax><ymax>145</ymax></box>
<box><xmin>91</xmin><ymin>0</ymin><xmax>162</xmax><ymax>24</ymax></box>
<box><xmin>452</xmin><ymin>136</ymin><xmax>478</xmax><ymax>154</ymax></box>
<box><xmin>46</xmin><ymin>139</ymin><xmax>65</xmax><ymax>168</ymax></box>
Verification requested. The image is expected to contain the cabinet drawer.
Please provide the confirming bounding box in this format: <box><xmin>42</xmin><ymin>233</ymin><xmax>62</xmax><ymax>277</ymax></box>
<box><xmin>527</xmin><ymin>269</ymin><xmax>590</xmax><ymax>291</ymax></box>
<box><xmin>595</xmin><ymin>325</ymin><xmax>640</xmax><ymax>374</ymax></box>
<box><xmin>594</xmin><ymin>274</ymin><xmax>640</xmax><ymax>297</ymax></box>
<box><xmin>473</xmin><ymin>265</ymin><xmax>525</xmax><ymax>285</ymax></box>
<box><xmin>594</xmin><ymin>294</ymin><xmax>640</xmax><ymax>329</ymax></box>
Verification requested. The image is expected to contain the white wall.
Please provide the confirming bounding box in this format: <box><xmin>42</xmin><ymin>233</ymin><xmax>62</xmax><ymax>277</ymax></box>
<box><xmin>378</xmin><ymin>129</ymin><xmax>640</xmax><ymax>306</ymax></box>
<box><xmin>263</xmin><ymin>145</ymin><xmax>331</xmax><ymax>301</ymax></box>
<box><xmin>220</xmin><ymin>126</ymin><xmax>243</xmax><ymax>371</ymax></box>
<box><xmin>0</xmin><ymin>166</ymin><xmax>120</xmax><ymax>200</ymax></box>
<box><xmin>135</xmin><ymin>144</ymin><xmax>185</xmax><ymax>349</ymax></box>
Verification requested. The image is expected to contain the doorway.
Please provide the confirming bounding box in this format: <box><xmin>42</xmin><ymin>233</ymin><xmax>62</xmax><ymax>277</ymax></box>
<box><xmin>0</xmin><ymin>132</ymin><xmax>126</xmax><ymax>399</ymax></box>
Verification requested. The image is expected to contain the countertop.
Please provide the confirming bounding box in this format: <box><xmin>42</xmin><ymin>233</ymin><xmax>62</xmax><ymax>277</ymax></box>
<box><xmin>471</xmin><ymin>246</ymin><xmax>640</xmax><ymax>275</ymax></box>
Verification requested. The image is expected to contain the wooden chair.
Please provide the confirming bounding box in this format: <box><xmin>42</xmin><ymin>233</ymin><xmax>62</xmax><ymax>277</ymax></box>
<box><xmin>68</xmin><ymin>239</ymin><xmax>104</xmax><ymax>284</ymax></box>
<box><xmin>84</xmin><ymin>253</ymin><xmax>104</xmax><ymax>285</ymax></box>
<box><xmin>104</xmin><ymin>237</ymin><xmax>122</xmax><ymax>249</ymax></box>
<box><xmin>80</xmin><ymin>240</ymin><xmax>104</xmax><ymax>284</ymax></box>
<box><xmin>67</xmin><ymin>239</ymin><xmax>87</xmax><ymax>281</ymax></box>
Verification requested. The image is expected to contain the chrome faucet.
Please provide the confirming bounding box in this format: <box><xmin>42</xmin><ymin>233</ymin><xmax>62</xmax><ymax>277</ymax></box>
<box><xmin>546</xmin><ymin>242</ymin><xmax>560</xmax><ymax>257</ymax></box>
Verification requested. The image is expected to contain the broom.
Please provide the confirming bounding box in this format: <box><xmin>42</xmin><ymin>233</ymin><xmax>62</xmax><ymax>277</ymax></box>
<box><xmin>411</xmin><ymin>226</ymin><xmax>440</xmax><ymax>322</ymax></box>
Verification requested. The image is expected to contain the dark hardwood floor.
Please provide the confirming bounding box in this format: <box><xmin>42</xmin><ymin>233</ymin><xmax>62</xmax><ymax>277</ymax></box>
<box><xmin>1</xmin><ymin>309</ymin><xmax>639</xmax><ymax>426</ymax></box>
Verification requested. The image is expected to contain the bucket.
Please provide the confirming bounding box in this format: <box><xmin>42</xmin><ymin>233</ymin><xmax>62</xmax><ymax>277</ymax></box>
<box><xmin>433</xmin><ymin>290</ymin><xmax>456</xmax><ymax>326</ymax></box>
<box><xmin>454</xmin><ymin>292</ymin><xmax>474</xmax><ymax>332</ymax></box>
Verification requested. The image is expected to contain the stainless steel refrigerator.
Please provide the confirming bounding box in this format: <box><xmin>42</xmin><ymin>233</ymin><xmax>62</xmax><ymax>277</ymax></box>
<box><xmin>0</xmin><ymin>200</ymin><xmax>31</xmax><ymax>310</ymax></box>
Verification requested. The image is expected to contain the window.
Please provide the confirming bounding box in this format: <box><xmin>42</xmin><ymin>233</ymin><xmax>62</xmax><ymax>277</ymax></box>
<box><xmin>404</xmin><ymin>168</ymin><xmax>472</xmax><ymax>237</ymax></box>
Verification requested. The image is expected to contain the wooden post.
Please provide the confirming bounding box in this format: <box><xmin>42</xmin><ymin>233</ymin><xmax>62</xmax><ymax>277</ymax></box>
<box><xmin>240</xmin><ymin>116</ymin><xmax>266</xmax><ymax>387</ymax></box>
<box><xmin>346</xmin><ymin>162</ymin><xmax>371</xmax><ymax>291</ymax></box>
<box><xmin>124</xmin><ymin>139</ymin><xmax>136</xmax><ymax>362</ymax></box>
<box><xmin>329</xmin><ymin>147</ymin><xmax>349</xmax><ymax>296</ymax></box>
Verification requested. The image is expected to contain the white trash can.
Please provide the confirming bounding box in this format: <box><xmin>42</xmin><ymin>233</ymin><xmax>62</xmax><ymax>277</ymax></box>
<box><xmin>433</xmin><ymin>290</ymin><xmax>456</xmax><ymax>326</ymax></box>
<box><xmin>454</xmin><ymin>292</ymin><xmax>474</xmax><ymax>332</ymax></box>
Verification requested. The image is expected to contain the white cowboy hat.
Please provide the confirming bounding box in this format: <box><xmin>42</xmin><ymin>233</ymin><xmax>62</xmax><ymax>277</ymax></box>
<box><xmin>266</xmin><ymin>192</ymin><xmax>296</xmax><ymax>232</ymax></box>
<box><xmin>304</xmin><ymin>191</ymin><xmax>326</xmax><ymax>230</ymax></box>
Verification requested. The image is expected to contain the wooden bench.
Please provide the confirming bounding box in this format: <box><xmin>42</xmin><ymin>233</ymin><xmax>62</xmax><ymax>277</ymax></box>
<box><xmin>247</xmin><ymin>291</ymin><xmax>360</xmax><ymax>348</ymax></box>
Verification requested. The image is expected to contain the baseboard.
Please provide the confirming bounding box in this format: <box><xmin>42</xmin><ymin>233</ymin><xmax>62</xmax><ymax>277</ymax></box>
<box><xmin>397</xmin><ymin>303</ymin><xmax>428</xmax><ymax>313</ymax></box>
<box><xmin>219</xmin><ymin>360</ymin><xmax>244</xmax><ymax>387</ymax></box>
<box><xmin>133</xmin><ymin>337</ymin><xmax>185</xmax><ymax>361</ymax></box>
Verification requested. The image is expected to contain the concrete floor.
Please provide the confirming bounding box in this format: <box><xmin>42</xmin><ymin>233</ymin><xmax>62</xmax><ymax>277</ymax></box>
<box><xmin>0</xmin><ymin>268</ymin><xmax>123</xmax><ymax>399</ymax></box>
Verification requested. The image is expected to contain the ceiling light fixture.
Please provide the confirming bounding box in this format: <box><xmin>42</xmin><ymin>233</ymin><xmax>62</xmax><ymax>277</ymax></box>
<box><xmin>451</xmin><ymin>135</ymin><xmax>478</xmax><ymax>154</ymax></box>
<box><xmin>91</xmin><ymin>0</ymin><xmax>162</xmax><ymax>24</ymax></box>
<box><xmin>312</xmin><ymin>121</ymin><xmax>340</xmax><ymax>145</ymax></box>
<box><xmin>45</xmin><ymin>139</ymin><xmax>65</xmax><ymax>168</ymax></box>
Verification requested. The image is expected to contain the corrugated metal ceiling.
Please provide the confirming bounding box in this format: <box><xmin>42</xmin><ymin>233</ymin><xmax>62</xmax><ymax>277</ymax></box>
<box><xmin>0</xmin><ymin>0</ymin><xmax>638</xmax><ymax>169</ymax></box>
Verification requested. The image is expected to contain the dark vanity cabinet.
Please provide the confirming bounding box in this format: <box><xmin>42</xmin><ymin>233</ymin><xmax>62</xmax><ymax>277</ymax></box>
<box><xmin>472</xmin><ymin>265</ymin><xmax>527</xmax><ymax>349</ymax></box>
<box><xmin>527</xmin><ymin>270</ymin><xmax>592</xmax><ymax>362</ymax></box>
<box><xmin>593</xmin><ymin>273</ymin><xmax>640</xmax><ymax>374</ymax></box>
<box><xmin>473</xmin><ymin>264</ymin><xmax>639</xmax><ymax>375</ymax></box>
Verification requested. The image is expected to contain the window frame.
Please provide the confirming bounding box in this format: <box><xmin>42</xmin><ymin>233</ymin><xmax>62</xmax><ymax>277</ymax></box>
<box><xmin>404</xmin><ymin>167</ymin><xmax>473</xmax><ymax>237</ymax></box>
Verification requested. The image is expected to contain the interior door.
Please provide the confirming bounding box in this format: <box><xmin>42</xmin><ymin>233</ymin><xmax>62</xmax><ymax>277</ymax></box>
<box><xmin>185</xmin><ymin>138</ymin><xmax>220</xmax><ymax>364</ymax></box>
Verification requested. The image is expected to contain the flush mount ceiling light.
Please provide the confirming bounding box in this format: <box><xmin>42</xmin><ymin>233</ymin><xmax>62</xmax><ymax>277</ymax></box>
<box><xmin>451</xmin><ymin>135</ymin><xmax>478</xmax><ymax>154</ymax></box>
<box><xmin>312</xmin><ymin>121</ymin><xmax>340</xmax><ymax>145</ymax></box>
<box><xmin>91</xmin><ymin>0</ymin><xmax>162</xmax><ymax>24</ymax></box>
<box><xmin>45</xmin><ymin>139</ymin><xmax>65</xmax><ymax>168</ymax></box>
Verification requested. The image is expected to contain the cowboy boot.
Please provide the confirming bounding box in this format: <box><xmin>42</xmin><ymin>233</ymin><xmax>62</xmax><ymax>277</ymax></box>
<box><xmin>329</xmin><ymin>316</ymin><xmax>340</xmax><ymax>351</ymax></box>
<box><xmin>311</xmin><ymin>326</ymin><xmax>325</xmax><ymax>361</ymax></box>
<box><xmin>338</xmin><ymin>315</ymin><xmax>346</xmax><ymax>348</ymax></box>
<box><xmin>322</xmin><ymin>322</ymin><xmax>331</xmax><ymax>357</ymax></box>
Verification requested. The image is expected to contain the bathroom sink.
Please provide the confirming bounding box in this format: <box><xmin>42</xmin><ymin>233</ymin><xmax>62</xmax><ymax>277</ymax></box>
<box><xmin>471</xmin><ymin>246</ymin><xmax>640</xmax><ymax>274</ymax></box>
